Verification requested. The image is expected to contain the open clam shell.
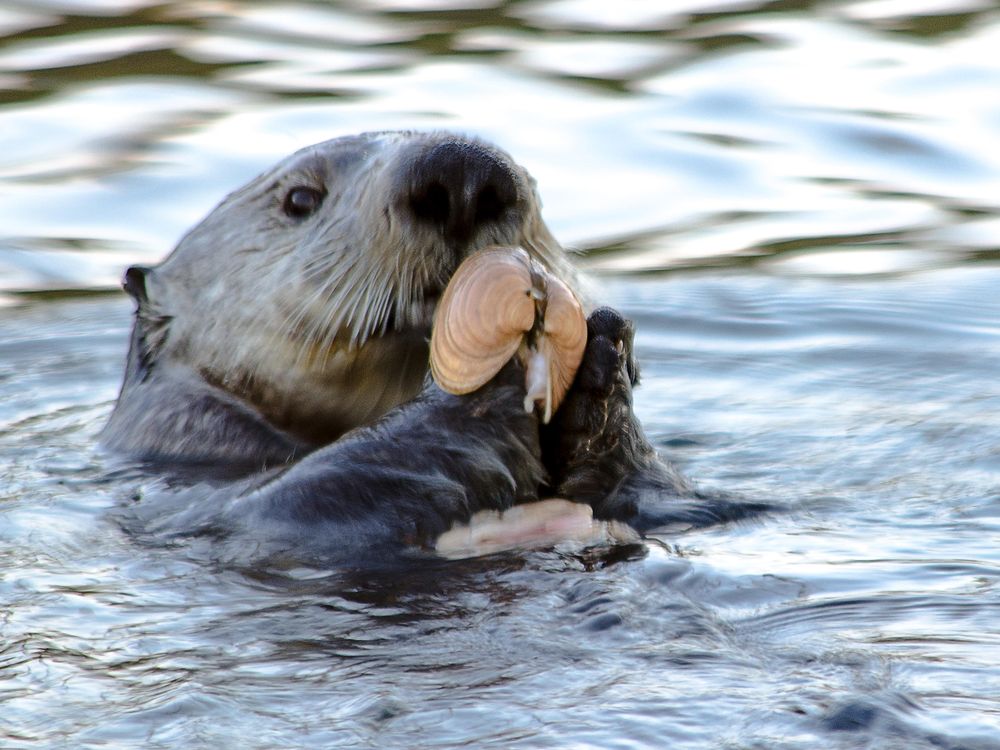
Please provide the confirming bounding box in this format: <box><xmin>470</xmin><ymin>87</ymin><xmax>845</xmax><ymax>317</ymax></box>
<box><xmin>430</xmin><ymin>246</ymin><xmax>586</xmax><ymax>421</ymax></box>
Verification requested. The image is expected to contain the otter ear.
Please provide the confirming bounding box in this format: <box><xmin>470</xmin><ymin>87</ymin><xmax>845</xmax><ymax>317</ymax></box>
<box><xmin>122</xmin><ymin>265</ymin><xmax>170</xmax><ymax>381</ymax></box>
<box><xmin>123</xmin><ymin>265</ymin><xmax>151</xmax><ymax>307</ymax></box>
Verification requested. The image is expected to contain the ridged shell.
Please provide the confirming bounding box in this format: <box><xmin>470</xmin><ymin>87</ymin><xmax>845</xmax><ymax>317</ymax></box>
<box><xmin>536</xmin><ymin>271</ymin><xmax>587</xmax><ymax>421</ymax></box>
<box><xmin>430</xmin><ymin>247</ymin><xmax>536</xmax><ymax>395</ymax></box>
<box><xmin>430</xmin><ymin>246</ymin><xmax>586</xmax><ymax>420</ymax></box>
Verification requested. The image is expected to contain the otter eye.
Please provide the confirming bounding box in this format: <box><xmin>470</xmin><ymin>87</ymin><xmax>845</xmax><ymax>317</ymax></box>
<box><xmin>283</xmin><ymin>186</ymin><xmax>325</xmax><ymax>219</ymax></box>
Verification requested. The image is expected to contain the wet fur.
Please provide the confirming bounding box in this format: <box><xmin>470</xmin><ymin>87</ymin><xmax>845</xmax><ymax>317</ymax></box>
<box><xmin>132</xmin><ymin>362</ymin><xmax>544</xmax><ymax>563</ymax></box>
<box><xmin>122</xmin><ymin>308</ymin><xmax>768</xmax><ymax>564</ymax></box>
<box><xmin>103</xmin><ymin>131</ymin><xmax>569</xmax><ymax>465</ymax></box>
<box><xmin>107</xmin><ymin>132</ymin><xmax>769</xmax><ymax>561</ymax></box>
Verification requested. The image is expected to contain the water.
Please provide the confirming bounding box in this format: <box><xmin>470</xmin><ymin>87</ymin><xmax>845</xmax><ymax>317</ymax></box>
<box><xmin>2</xmin><ymin>1</ymin><xmax>999</xmax><ymax>747</ymax></box>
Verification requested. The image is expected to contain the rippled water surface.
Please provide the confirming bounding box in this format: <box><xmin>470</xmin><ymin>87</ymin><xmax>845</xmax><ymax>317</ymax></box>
<box><xmin>2</xmin><ymin>1</ymin><xmax>999</xmax><ymax>748</ymax></box>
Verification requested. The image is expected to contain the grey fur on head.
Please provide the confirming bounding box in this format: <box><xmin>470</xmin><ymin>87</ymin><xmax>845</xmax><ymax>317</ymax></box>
<box><xmin>104</xmin><ymin>131</ymin><xmax>572</xmax><ymax>464</ymax></box>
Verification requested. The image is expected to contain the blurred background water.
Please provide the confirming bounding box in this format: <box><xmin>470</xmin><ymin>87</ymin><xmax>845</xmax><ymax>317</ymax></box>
<box><xmin>1</xmin><ymin>1</ymin><xmax>999</xmax><ymax>748</ymax></box>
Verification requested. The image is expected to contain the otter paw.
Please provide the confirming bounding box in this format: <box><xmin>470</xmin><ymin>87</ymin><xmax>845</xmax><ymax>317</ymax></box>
<box><xmin>540</xmin><ymin>307</ymin><xmax>656</xmax><ymax>508</ymax></box>
<box><xmin>571</xmin><ymin>307</ymin><xmax>639</xmax><ymax>398</ymax></box>
<box><xmin>546</xmin><ymin>306</ymin><xmax>640</xmax><ymax>448</ymax></box>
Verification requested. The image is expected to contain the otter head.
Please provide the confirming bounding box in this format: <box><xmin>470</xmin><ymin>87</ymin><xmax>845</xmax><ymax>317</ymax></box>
<box><xmin>123</xmin><ymin>131</ymin><xmax>570</xmax><ymax>445</ymax></box>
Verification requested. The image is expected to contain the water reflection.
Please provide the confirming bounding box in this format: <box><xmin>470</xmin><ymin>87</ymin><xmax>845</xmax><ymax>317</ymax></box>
<box><xmin>2</xmin><ymin>0</ymin><xmax>999</xmax><ymax>292</ymax></box>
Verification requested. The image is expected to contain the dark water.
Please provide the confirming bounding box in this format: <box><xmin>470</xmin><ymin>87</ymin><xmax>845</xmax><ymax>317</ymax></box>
<box><xmin>2</xmin><ymin>1</ymin><xmax>999</xmax><ymax>748</ymax></box>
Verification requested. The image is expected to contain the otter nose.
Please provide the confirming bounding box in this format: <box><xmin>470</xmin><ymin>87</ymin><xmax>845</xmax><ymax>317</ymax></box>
<box><xmin>405</xmin><ymin>140</ymin><xmax>521</xmax><ymax>245</ymax></box>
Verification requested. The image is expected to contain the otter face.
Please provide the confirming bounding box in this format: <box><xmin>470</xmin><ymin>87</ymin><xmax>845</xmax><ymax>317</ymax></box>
<box><xmin>127</xmin><ymin>131</ymin><xmax>569</xmax><ymax>444</ymax></box>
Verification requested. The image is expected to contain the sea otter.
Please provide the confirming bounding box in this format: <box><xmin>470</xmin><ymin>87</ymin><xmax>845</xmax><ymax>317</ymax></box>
<box><xmin>106</xmin><ymin>131</ymin><xmax>762</xmax><ymax>561</ymax></box>
<box><xmin>103</xmin><ymin>131</ymin><xmax>571</xmax><ymax>468</ymax></box>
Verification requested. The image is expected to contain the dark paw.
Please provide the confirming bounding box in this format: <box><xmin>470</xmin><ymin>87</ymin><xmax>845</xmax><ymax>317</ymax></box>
<box><xmin>573</xmin><ymin>307</ymin><xmax>639</xmax><ymax>396</ymax></box>
<box><xmin>540</xmin><ymin>307</ymin><xmax>656</xmax><ymax>508</ymax></box>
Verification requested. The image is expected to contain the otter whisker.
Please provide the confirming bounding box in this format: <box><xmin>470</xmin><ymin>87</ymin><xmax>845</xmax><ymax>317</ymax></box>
<box><xmin>375</xmin><ymin>277</ymin><xmax>398</xmax><ymax>337</ymax></box>
<box><xmin>250</xmin><ymin>261</ymin><xmax>356</xmax><ymax>374</ymax></box>
<box><xmin>280</xmin><ymin>265</ymin><xmax>353</xmax><ymax>366</ymax></box>
<box><xmin>305</xmin><ymin>253</ymin><xmax>373</xmax><ymax>343</ymax></box>
<box><xmin>345</xmin><ymin>261</ymin><xmax>390</xmax><ymax>347</ymax></box>
<box><xmin>360</xmin><ymin>279</ymin><xmax>392</xmax><ymax>342</ymax></box>
<box><xmin>288</xmin><ymin>265</ymin><xmax>340</xmax><ymax>333</ymax></box>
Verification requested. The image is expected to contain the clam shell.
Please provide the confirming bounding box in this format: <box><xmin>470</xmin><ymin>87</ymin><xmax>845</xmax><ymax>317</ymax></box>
<box><xmin>430</xmin><ymin>247</ymin><xmax>536</xmax><ymax>395</ymax></box>
<box><xmin>534</xmin><ymin>271</ymin><xmax>587</xmax><ymax>421</ymax></box>
<box><xmin>430</xmin><ymin>246</ymin><xmax>586</xmax><ymax>420</ymax></box>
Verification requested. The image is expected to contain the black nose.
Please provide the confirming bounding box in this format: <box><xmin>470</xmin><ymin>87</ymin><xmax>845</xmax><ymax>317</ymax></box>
<box><xmin>404</xmin><ymin>140</ymin><xmax>521</xmax><ymax>244</ymax></box>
